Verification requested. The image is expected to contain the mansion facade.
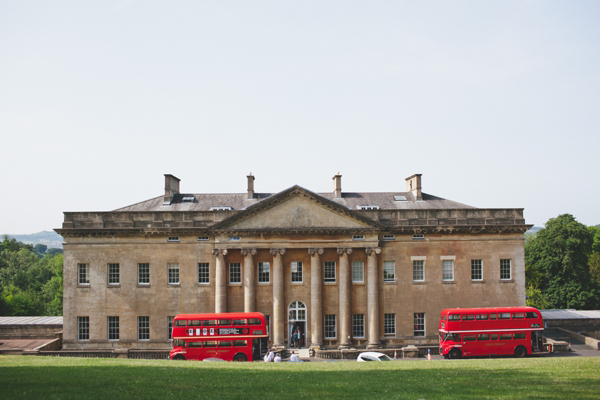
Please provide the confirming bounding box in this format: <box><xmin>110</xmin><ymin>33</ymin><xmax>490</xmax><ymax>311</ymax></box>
<box><xmin>57</xmin><ymin>173</ymin><xmax>530</xmax><ymax>350</ymax></box>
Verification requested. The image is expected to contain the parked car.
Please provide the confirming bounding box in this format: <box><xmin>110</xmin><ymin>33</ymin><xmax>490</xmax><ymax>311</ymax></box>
<box><xmin>357</xmin><ymin>352</ymin><xmax>393</xmax><ymax>362</ymax></box>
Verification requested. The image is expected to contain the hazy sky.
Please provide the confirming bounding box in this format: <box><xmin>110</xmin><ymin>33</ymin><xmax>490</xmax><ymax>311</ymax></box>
<box><xmin>1</xmin><ymin>1</ymin><xmax>599</xmax><ymax>234</ymax></box>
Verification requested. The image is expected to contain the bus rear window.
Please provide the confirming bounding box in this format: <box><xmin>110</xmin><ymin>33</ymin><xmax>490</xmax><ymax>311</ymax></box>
<box><xmin>204</xmin><ymin>341</ymin><xmax>217</xmax><ymax>347</ymax></box>
<box><xmin>526</xmin><ymin>312</ymin><xmax>538</xmax><ymax>319</ymax></box>
<box><xmin>204</xmin><ymin>320</ymin><xmax>217</xmax><ymax>326</ymax></box>
<box><xmin>448</xmin><ymin>315</ymin><xmax>460</xmax><ymax>321</ymax></box>
<box><xmin>189</xmin><ymin>320</ymin><xmax>201</xmax><ymax>326</ymax></box>
<box><xmin>233</xmin><ymin>319</ymin><xmax>247</xmax><ymax>326</ymax></box>
<box><xmin>175</xmin><ymin>320</ymin><xmax>187</xmax><ymax>326</ymax></box>
<box><xmin>248</xmin><ymin>318</ymin><xmax>262</xmax><ymax>325</ymax></box>
<box><xmin>441</xmin><ymin>314</ymin><xmax>447</xmax><ymax>321</ymax></box>
<box><xmin>233</xmin><ymin>340</ymin><xmax>247</xmax><ymax>347</ymax></box>
<box><xmin>218</xmin><ymin>319</ymin><xmax>231</xmax><ymax>326</ymax></box>
<box><xmin>512</xmin><ymin>313</ymin><xmax>525</xmax><ymax>319</ymax></box>
<box><xmin>462</xmin><ymin>315</ymin><xmax>475</xmax><ymax>321</ymax></box>
<box><xmin>188</xmin><ymin>342</ymin><xmax>203</xmax><ymax>348</ymax></box>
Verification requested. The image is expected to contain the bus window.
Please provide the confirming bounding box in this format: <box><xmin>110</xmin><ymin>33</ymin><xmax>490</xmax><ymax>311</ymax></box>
<box><xmin>234</xmin><ymin>340</ymin><xmax>247</xmax><ymax>347</ymax></box>
<box><xmin>448</xmin><ymin>315</ymin><xmax>460</xmax><ymax>321</ymax></box>
<box><xmin>218</xmin><ymin>319</ymin><xmax>231</xmax><ymax>326</ymax></box>
<box><xmin>512</xmin><ymin>313</ymin><xmax>525</xmax><ymax>319</ymax></box>
<box><xmin>173</xmin><ymin>339</ymin><xmax>186</xmax><ymax>347</ymax></box>
<box><xmin>233</xmin><ymin>319</ymin><xmax>247</xmax><ymax>326</ymax></box>
<box><xmin>514</xmin><ymin>333</ymin><xmax>526</xmax><ymax>340</ymax></box>
<box><xmin>441</xmin><ymin>314</ymin><xmax>447</xmax><ymax>321</ymax></box>
<box><xmin>478</xmin><ymin>334</ymin><xmax>490</xmax><ymax>341</ymax></box>
<box><xmin>499</xmin><ymin>313</ymin><xmax>511</xmax><ymax>320</ymax></box>
<box><xmin>445</xmin><ymin>333</ymin><xmax>460</xmax><ymax>341</ymax></box>
<box><xmin>489</xmin><ymin>314</ymin><xmax>497</xmax><ymax>320</ymax></box>
<box><xmin>464</xmin><ymin>335</ymin><xmax>476</xmax><ymax>342</ymax></box>
<box><xmin>175</xmin><ymin>320</ymin><xmax>187</xmax><ymax>326</ymax></box>
<box><xmin>204</xmin><ymin>341</ymin><xmax>217</xmax><ymax>347</ymax></box>
<box><xmin>526</xmin><ymin>312</ymin><xmax>537</xmax><ymax>319</ymax></box>
<box><xmin>204</xmin><ymin>320</ymin><xmax>217</xmax><ymax>326</ymax></box>
<box><xmin>491</xmin><ymin>334</ymin><xmax>498</xmax><ymax>340</ymax></box>
<box><xmin>463</xmin><ymin>315</ymin><xmax>475</xmax><ymax>321</ymax></box>
<box><xmin>248</xmin><ymin>318</ymin><xmax>262</xmax><ymax>325</ymax></box>
<box><xmin>218</xmin><ymin>341</ymin><xmax>232</xmax><ymax>347</ymax></box>
<box><xmin>188</xmin><ymin>342</ymin><xmax>203</xmax><ymax>348</ymax></box>
<box><xmin>476</xmin><ymin>314</ymin><xmax>488</xmax><ymax>320</ymax></box>
<box><xmin>189</xmin><ymin>320</ymin><xmax>201</xmax><ymax>326</ymax></box>
<box><xmin>500</xmin><ymin>334</ymin><xmax>512</xmax><ymax>340</ymax></box>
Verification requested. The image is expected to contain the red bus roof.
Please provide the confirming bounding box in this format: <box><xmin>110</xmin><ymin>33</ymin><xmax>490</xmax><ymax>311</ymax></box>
<box><xmin>174</xmin><ymin>312</ymin><xmax>266</xmax><ymax>320</ymax></box>
<box><xmin>440</xmin><ymin>306</ymin><xmax>540</xmax><ymax>315</ymax></box>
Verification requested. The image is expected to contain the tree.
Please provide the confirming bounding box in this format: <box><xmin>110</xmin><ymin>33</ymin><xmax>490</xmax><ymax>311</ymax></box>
<box><xmin>525</xmin><ymin>214</ymin><xmax>600</xmax><ymax>309</ymax></box>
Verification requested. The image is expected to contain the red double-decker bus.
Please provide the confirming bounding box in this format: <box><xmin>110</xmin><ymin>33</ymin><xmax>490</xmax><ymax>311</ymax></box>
<box><xmin>439</xmin><ymin>306</ymin><xmax>544</xmax><ymax>359</ymax></box>
<box><xmin>170</xmin><ymin>312</ymin><xmax>269</xmax><ymax>361</ymax></box>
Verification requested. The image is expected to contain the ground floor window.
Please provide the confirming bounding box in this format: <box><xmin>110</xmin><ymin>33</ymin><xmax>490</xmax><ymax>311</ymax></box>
<box><xmin>384</xmin><ymin>313</ymin><xmax>396</xmax><ymax>335</ymax></box>
<box><xmin>352</xmin><ymin>314</ymin><xmax>364</xmax><ymax>338</ymax></box>
<box><xmin>324</xmin><ymin>315</ymin><xmax>336</xmax><ymax>338</ymax></box>
<box><xmin>108</xmin><ymin>316</ymin><xmax>119</xmax><ymax>340</ymax></box>
<box><xmin>168</xmin><ymin>316</ymin><xmax>174</xmax><ymax>340</ymax></box>
<box><xmin>78</xmin><ymin>316</ymin><xmax>89</xmax><ymax>341</ymax></box>
<box><xmin>138</xmin><ymin>316</ymin><xmax>150</xmax><ymax>340</ymax></box>
<box><xmin>414</xmin><ymin>313</ymin><xmax>425</xmax><ymax>337</ymax></box>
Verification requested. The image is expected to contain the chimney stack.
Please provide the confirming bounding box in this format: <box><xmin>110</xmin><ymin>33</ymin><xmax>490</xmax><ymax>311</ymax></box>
<box><xmin>247</xmin><ymin>173</ymin><xmax>255</xmax><ymax>199</ymax></box>
<box><xmin>333</xmin><ymin>173</ymin><xmax>342</xmax><ymax>198</ymax></box>
<box><xmin>164</xmin><ymin>174</ymin><xmax>180</xmax><ymax>205</ymax></box>
<box><xmin>405</xmin><ymin>174</ymin><xmax>422</xmax><ymax>201</ymax></box>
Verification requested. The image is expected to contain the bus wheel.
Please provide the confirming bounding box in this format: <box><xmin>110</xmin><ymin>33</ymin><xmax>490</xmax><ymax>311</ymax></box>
<box><xmin>449</xmin><ymin>348</ymin><xmax>462</xmax><ymax>360</ymax></box>
<box><xmin>233</xmin><ymin>353</ymin><xmax>247</xmax><ymax>362</ymax></box>
<box><xmin>173</xmin><ymin>355</ymin><xmax>186</xmax><ymax>361</ymax></box>
<box><xmin>514</xmin><ymin>346</ymin><xmax>526</xmax><ymax>358</ymax></box>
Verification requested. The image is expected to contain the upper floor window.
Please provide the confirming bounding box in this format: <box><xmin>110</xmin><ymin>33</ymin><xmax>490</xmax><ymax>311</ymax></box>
<box><xmin>412</xmin><ymin>234</ymin><xmax>425</xmax><ymax>240</ymax></box>
<box><xmin>324</xmin><ymin>262</ymin><xmax>336</xmax><ymax>283</ymax></box>
<box><xmin>198</xmin><ymin>263</ymin><xmax>210</xmax><ymax>284</ymax></box>
<box><xmin>442</xmin><ymin>259</ymin><xmax>454</xmax><ymax>281</ymax></box>
<box><xmin>167</xmin><ymin>237</ymin><xmax>180</xmax><ymax>242</ymax></box>
<box><xmin>382</xmin><ymin>235</ymin><xmax>395</xmax><ymax>241</ymax></box>
<box><xmin>357</xmin><ymin>205</ymin><xmax>379</xmax><ymax>210</ymax></box>
<box><xmin>138</xmin><ymin>263</ymin><xmax>150</xmax><ymax>285</ymax></box>
<box><xmin>352</xmin><ymin>261</ymin><xmax>364</xmax><ymax>283</ymax></box>
<box><xmin>210</xmin><ymin>206</ymin><xmax>233</xmax><ymax>211</ymax></box>
<box><xmin>500</xmin><ymin>259</ymin><xmax>511</xmax><ymax>280</ymax></box>
<box><xmin>108</xmin><ymin>263</ymin><xmax>120</xmax><ymax>285</ymax></box>
<box><xmin>197</xmin><ymin>236</ymin><xmax>209</xmax><ymax>241</ymax></box>
<box><xmin>291</xmin><ymin>262</ymin><xmax>303</xmax><ymax>283</ymax></box>
<box><xmin>413</xmin><ymin>260</ymin><xmax>425</xmax><ymax>281</ymax></box>
<box><xmin>228</xmin><ymin>236</ymin><xmax>241</xmax><ymax>242</ymax></box>
<box><xmin>471</xmin><ymin>260</ymin><xmax>483</xmax><ymax>281</ymax></box>
<box><xmin>352</xmin><ymin>235</ymin><xmax>365</xmax><ymax>241</ymax></box>
<box><xmin>168</xmin><ymin>263</ymin><xmax>180</xmax><ymax>285</ymax></box>
<box><xmin>383</xmin><ymin>261</ymin><xmax>395</xmax><ymax>282</ymax></box>
<box><xmin>229</xmin><ymin>263</ymin><xmax>241</xmax><ymax>284</ymax></box>
<box><xmin>258</xmin><ymin>262</ymin><xmax>270</xmax><ymax>283</ymax></box>
<box><xmin>78</xmin><ymin>263</ymin><xmax>89</xmax><ymax>285</ymax></box>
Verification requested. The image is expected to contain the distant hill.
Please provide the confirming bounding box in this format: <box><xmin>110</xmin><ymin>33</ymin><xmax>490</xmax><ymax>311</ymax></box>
<box><xmin>3</xmin><ymin>231</ymin><xmax>63</xmax><ymax>249</ymax></box>
<box><xmin>526</xmin><ymin>226</ymin><xmax>543</xmax><ymax>234</ymax></box>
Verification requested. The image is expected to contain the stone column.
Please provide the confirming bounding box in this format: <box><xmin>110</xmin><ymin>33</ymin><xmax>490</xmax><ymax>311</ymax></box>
<box><xmin>242</xmin><ymin>248</ymin><xmax>257</xmax><ymax>312</ymax></box>
<box><xmin>309</xmin><ymin>248</ymin><xmax>324</xmax><ymax>347</ymax></box>
<box><xmin>338</xmin><ymin>248</ymin><xmax>353</xmax><ymax>349</ymax></box>
<box><xmin>271</xmin><ymin>248</ymin><xmax>286</xmax><ymax>347</ymax></box>
<box><xmin>213</xmin><ymin>249</ymin><xmax>228</xmax><ymax>313</ymax></box>
<box><xmin>366</xmin><ymin>247</ymin><xmax>382</xmax><ymax>349</ymax></box>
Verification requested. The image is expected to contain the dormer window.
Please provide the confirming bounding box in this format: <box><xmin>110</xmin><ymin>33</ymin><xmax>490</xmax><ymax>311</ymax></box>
<box><xmin>182</xmin><ymin>196</ymin><xmax>195</xmax><ymax>203</ymax></box>
<box><xmin>357</xmin><ymin>205</ymin><xmax>380</xmax><ymax>210</ymax></box>
<box><xmin>210</xmin><ymin>206</ymin><xmax>233</xmax><ymax>211</ymax></box>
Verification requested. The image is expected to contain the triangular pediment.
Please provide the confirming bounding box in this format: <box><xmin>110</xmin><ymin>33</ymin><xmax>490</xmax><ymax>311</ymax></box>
<box><xmin>212</xmin><ymin>186</ymin><xmax>380</xmax><ymax>232</ymax></box>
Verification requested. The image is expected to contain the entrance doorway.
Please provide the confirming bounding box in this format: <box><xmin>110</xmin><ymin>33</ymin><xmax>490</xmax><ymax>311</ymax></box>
<box><xmin>288</xmin><ymin>301</ymin><xmax>307</xmax><ymax>348</ymax></box>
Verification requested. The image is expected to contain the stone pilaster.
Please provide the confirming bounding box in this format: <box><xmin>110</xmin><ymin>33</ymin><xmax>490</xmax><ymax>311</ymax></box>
<box><xmin>309</xmin><ymin>247</ymin><xmax>325</xmax><ymax>347</ymax></box>
<box><xmin>271</xmin><ymin>248</ymin><xmax>286</xmax><ymax>347</ymax></box>
<box><xmin>213</xmin><ymin>249</ymin><xmax>228</xmax><ymax>313</ymax></box>
<box><xmin>366</xmin><ymin>247</ymin><xmax>382</xmax><ymax>349</ymax></box>
<box><xmin>242</xmin><ymin>248</ymin><xmax>257</xmax><ymax>312</ymax></box>
<box><xmin>338</xmin><ymin>248</ymin><xmax>353</xmax><ymax>349</ymax></box>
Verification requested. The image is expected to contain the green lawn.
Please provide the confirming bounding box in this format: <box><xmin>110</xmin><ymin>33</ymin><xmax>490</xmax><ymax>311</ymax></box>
<box><xmin>1</xmin><ymin>355</ymin><xmax>599</xmax><ymax>399</ymax></box>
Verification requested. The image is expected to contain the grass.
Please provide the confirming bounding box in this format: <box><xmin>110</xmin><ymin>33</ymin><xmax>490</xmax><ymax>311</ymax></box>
<box><xmin>1</xmin><ymin>355</ymin><xmax>599</xmax><ymax>399</ymax></box>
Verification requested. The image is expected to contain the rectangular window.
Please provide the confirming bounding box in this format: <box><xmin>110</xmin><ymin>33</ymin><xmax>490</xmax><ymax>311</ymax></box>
<box><xmin>500</xmin><ymin>259</ymin><xmax>511</xmax><ymax>280</ymax></box>
<box><xmin>78</xmin><ymin>316</ymin><xmax>89</xmax><ymax>341</ymax></box>
<box><xmin>352</xmin><ymin>314</ymin><xmax>365</xmax><ymax>338</ymax></box>
<box><xmin>384</xmin><ymin>314</ymin><xmax>396</xmax><ymax>335</ymax></box>
<box><xmin>324</xmin><ymin>262</ymin><xmax>336</xmax><ymax>283</ymax></box>
<box><xmin>258</xmin><ymin>262</ymin><xmax>270</xmax><ymax>283</ymax></box>
<box><xmin>500</xmin><ymin>333</ymin><xmax>513</xmax><ymax>340</ymax></box>
<box><xmin>167</xmin><ymin>237</ymin><xmax>180</xmax><ymax>242</ymax></box>
<box><xmin>471</xmin><ymin>260</ymin><xmax>483</xmax><ymax>281</ymax></box>
<box><xmin>138</xmin><ymin>263</ymin><xmax>150</xmax><ymax>285</ymax></box>
<box><xmin>78</xmin><ymin>263</ymin><xmax>89</xmax><ymax>285</ymax></box>
<box><xmin>197</xmin><ymin>236</ymin><xmax>209</xmax><ymax>241</ymax></box>
<box><xmin>198</xmin><ymin>263</ymin><xmax>209</xmax><ymax>284</ymax></box>
<box><xmin>229</xmin><ymin>263</ymin><xmax>241</xmax><ymax>284</ymax></box>
<box><xmin>352</xmin><ymin>261</ymin><xmax>364</xmax><ymax>283</ymax></box>
<box><xmin>414</xmin><ymin>313</ymin><xmax>425</xmax><ymax>337</ymax></box>
<box><xmin>324</xmin><ymin>315</ymin><xmax>336</xmax><ymax>339</ymax></box>
<box><xmin>168</xmin><ymin>263</ymin><xmax>180</xmax><ymax>284</ymax></box>
<box><xmin>108</xmin><ymin>316</ymin><xmax>119</xmax><ymax>341</ymax></box>
<box><xmin>352</xmin><ymin>235</ymin><xmax>365</xmax><ymax>240</ymax></box>
<box><xmin>138</xmin><ymin>316</ymin><xmax>150</xmax><ymax>340</ymax></box>
<box><xmin>382</xmin><ymin>235</ymin><xmax>395</xmax><ymax>241</ymax></box>
<box><xmin>413</xmin><ymin>260</ymin><xmax>425</xmax><ymax>281</ymax></box>
<box><xmin>228</xmin><ymin>236</ymin><xmax>241</xmax><ymax>241</ymax></box>
<box><xmin>108</xmin><ymin>263</ymin><xmax>119</xmax><ymax>285</ymax></box>
<box><xmin>478</xmin><ymin>334</ymin><xmax>490</xmax><ymax>341</ymax></box>
<box><xmin>168</xmin><ymin>316</ymin><xmax>174</xmax><ymax>340</ymax></box>
<box><xmin>383</xmin><ymin>261</ymin><xmax>395</xmax><ymax>282</ymax></box>
<box><xmin>291</xmin><ymin>262</ymin><xmax>303</xmax><ymax>283</ymax></box>
<box><xmin>442</xmin><ymin>260</ymin><xmax>454</xmax><ymax>281</ymax></box>
<box><xmin>412</xmin><ymin>234</ymin><xmax>425</xmax><ymax>240</ymax></box>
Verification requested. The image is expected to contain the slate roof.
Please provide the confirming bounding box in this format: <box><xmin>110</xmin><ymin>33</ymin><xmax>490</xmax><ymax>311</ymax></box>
<box><xmin>114</xmin><ymin>190</ymin><xmax>474</xmax><ymax>212</ymax></box>
<box><xmin>540</xmin><ymin>310</ymin><xmax>600</xmax><ymax>320</ymax></box>
<box><xmin>0</xmin><ymin>316</ymin><xmax>63</xmax><ymax>325</ymax></box>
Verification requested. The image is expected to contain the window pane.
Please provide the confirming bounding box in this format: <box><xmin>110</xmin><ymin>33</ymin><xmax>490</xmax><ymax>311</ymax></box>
<box><xmin>442</xmin><ymin>260</ymin><xmax>454</xmax><ymax>281</ymax></box>
<box><xmin>352</xmin><ymin>314</ymin><xmax>364</xmax><ymax>337</ymax></box>
<box><xmin>78</xmin><ymin>264</ymin><xmax>89</xmax><ymax>285</ymax></box>
<box><xmin>138</xmin><ymin>316</ymin><xmax>150</xmax><ymax>340</ymax></box>
<box><xmin>78</xmin><ymin>316</ymin><xmax>89</xmax><ymax>341</ymax></box>
<box><xmin>352</xmin><ymin>261</ymin><xmax>364</xmax><ymax>283</ymax></box>
<box><xmin>291</xmin><ymin>262</ymin><xmax>303</xmax><ymax>283</ymax></box>
<box><xmin>168</xmin><ymin>263</ymin><xmax>179</xmax><ymax>284</ymax></box>
<box><xmin>108</xmin><ymin>316</ymin><xmax>119</xmax><ymax>340</ymax></box>
<box><xmin>414</xmin><ymin>313</ymin><xmax>425</xmax><ymax>337</ymax></box>
<box><xmin>471</xmin><ymin>260</ymin><xmax>482</xmax><ymax>280</ymax></box>
<box><xmin>168</xmin><ymin>316</ymin><xmax>174</xmax><ymax>340</ymax></box>
<box><xmin>413</xmin><ymin>260</ymin><xmax>424</xmax><ymax>281</ymax></box>
<box><xmin>324</xmin><ymin>315</ymin><xmax>336</xmax><ymax>339</ymax></box>
<box><xmin>138</xmin><ymin>263</ymin><xmax>150</xmax><ymax>284</ymax></box>
<box><xmin>500</xmin><ymin>259</ymin><xmax>511</xmax><ymax>280</ymax></box>
<box><xmin>108</xmin><ymin>263</ymin><xmax>119</xmax><ymax>284</ymax></box>
<box><xmin>383</xmin><ymin>261</ymin><xmax>395</xmax><ymax>282</ymax></box>
<box><xmin>324</xmin><ymin>262</ymin><xmax>336</xmax><ymax>283</ymax></box>
<box><xmin>258</xmin><ymin>262</ymin><xmax>270</xmax><ymax>283</ymax></box>
<box><xmin>384</xmin><ymin>314</ymin><xmax>396</xmax><ymax>335</ymax></box>
<box><xmin>229</xmin><ymin>263</ymin><xmax>241</xmax><ymax>284</ymax></box>
<box><xmin>198</xmin><ymin>263</ymin><xmax>210</xmax><ymax>284</ymax></box>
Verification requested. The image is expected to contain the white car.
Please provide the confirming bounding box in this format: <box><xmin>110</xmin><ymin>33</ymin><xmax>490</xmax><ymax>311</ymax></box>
<box><xmin>357</xmin><ymin>352</ymin><xmax>393</xmax><ymax>362</ymax></box>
